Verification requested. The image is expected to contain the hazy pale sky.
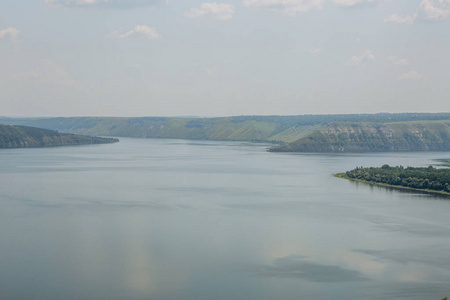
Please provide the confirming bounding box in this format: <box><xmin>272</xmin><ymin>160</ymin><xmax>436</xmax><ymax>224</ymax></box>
<box><xmin>1</xmin><ymin>0</ymin><xmax>449</xmax><ymax>117</ymax></box>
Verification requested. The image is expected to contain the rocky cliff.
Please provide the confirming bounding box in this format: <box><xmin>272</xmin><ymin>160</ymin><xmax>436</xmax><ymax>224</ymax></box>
<box><xmin>270</xmin><ymin>121</ymin><xmax>450</xmax><ymax>152</ymax></box>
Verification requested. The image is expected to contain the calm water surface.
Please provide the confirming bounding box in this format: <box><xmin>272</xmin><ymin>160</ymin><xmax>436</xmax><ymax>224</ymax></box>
<box><xmin>1</xmin><ymin>138</ymin><xmax>449</xmax><ymax>300</ymax></box>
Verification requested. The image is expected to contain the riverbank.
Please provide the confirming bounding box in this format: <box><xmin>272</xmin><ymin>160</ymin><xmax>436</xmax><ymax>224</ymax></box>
<box><xmin>334</xmin><ymin>173</ymin><xmax>450</xmax><ymax>197</ymax></box>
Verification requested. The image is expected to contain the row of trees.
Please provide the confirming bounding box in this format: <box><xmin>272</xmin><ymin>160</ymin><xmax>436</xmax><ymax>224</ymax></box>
<box><xmin>345</xmin><ymin>165</ymin><xmax>450</xmax><ymax>193</ymax></box>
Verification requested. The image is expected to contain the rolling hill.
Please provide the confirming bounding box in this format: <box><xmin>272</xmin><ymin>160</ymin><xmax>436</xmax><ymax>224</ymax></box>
<box><xmin>1</xmin><ymin>113</ymin><xmax>450</xmax><ymax>152</ymax></box>
<box><xmin>0</xmin><ymin>124</ymin><xmax>119</xmax><ymax>149</ymax></box>
<box><xmin>271</xmin><ymin>120</ymin><xmax>450</xmax><ymax>152</ymax></box>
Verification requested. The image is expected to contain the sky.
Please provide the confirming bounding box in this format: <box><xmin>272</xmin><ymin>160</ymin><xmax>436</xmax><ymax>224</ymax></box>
<box><xmin>1</xmin><ymin>0</ymin><xmax>449</xmax><ymax>117</ymax></box>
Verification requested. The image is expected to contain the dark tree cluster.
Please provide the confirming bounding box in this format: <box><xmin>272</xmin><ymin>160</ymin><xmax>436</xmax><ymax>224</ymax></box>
<box><xmin>345</xmin><ymin>165</ymin><xmax>450</xmax><ymax>193</ymax></box>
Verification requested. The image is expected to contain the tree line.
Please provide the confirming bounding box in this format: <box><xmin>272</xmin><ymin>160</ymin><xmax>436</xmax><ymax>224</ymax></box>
<box><xmin>343</xmin><ymin>164</ymin><xmax>450</xmax><ymax>193</ymax></box>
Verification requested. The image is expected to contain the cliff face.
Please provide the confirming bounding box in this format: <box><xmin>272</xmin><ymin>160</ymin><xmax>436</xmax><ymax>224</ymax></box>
<box><xmin>0</xmin><ymin>125</ymin><xmax>119</xmax><ymax>149</ymax></box>
<box><xmin>271</xmin><ymin>121</ymin><xmax>450</xmax><ymax>152</ymax></box>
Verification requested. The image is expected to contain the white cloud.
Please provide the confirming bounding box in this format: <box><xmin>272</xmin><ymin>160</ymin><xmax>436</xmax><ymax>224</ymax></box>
<box><xmin>385</xmin><ymin>0</ymin><xmax>450</xmax><ymax>25</ymax></box>
<box><xmin>332</xmin><ymin>0</ymin><xmax>381</xmax><ymax>7</ymax></box>
<box><xmin>11</xmin><ymin>70</ymin><xmax>41</xmax><ymax>80</ymax></box>
<box><xmin>6</xmin><ymin>59</ymin><xmax>91</xmax><ymax>115</ymax></box>
<box><xmin>45</xmin><ymin>0</ymin><xmax>165</xmax><ymax>9</ymax></box>
<box><xmin>107</xmin><ymin>25</ymin><xmax>161</xmax><ymax>39</ymax></box>
<box><xmin>418</xmin><ymin>0</ymin><xmax>450</xmax><ymax>20</ymax></box>
<box><xmin>384</xmin><ymin>13</ymin><xmax>417</xmax><ymax>24</ymax></box>
<box><xmin>349</xmin><ymin>51</ymin><xmax>375</xmax><ymax>66</ymax></box>
<box><xmin>242</xmin><ymin>0</ymin><xmax>383</xmax><ymax>15</ymax></box>
<box><xmin>205</xmin><ymin>67</ymin><xmax>217</xmax><ymax>76</ymax></box>
<box><xmin>0</xmin><ymin>27</ymin><xmax>20</xmax><ymax>40</ymax></box>
<box><xmin>184</xmin><ymin>3</ymin><xmax>235</xmax><ymax>20</ymax></box>
<box><xmin>242</xmin><ymin>0</ymin><xmax>326</xmax><ymax>16</ymax></box>
<box><xmin>12</xmin><ymin>59</ymin><xmax>84</xmax><ymax>89</ymax></box>
<box><xmin>310</xmin><ymin>48</ymin><xmax>322</xmax><ymax>55</ymax></box>
<box><xmin>398</xmin><ymin>70</ymin><xmax>425</xmax><ymax>80</ymax></box>
<box><xmin>388</xmin><ymin>55</ymin><xmax>409</xmax><ymax>66</ymax></box>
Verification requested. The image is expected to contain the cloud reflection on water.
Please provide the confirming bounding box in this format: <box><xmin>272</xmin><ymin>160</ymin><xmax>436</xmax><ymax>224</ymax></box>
<box><xmin>253</xmin><ymin>255</ymin><xmax>369</xmax><ymax>282</ymax></box>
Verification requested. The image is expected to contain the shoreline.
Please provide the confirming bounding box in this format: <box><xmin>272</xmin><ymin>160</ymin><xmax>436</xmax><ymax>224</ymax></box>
<box><xmin>334</xmin><ymin>173</ymin><xmax>450</xmax><ymax>198</ymax></box>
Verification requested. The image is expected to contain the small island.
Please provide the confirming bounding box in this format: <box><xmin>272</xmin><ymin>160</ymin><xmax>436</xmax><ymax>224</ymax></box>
<box><xmin>335</xmin><ymin>164</ymin><xmax>450</xmax><ymax>196</ymax></box>
<box><xmin>0</xmin><ymin>124</ymin><xmax>119</xmax><ymax>148</ymax></box>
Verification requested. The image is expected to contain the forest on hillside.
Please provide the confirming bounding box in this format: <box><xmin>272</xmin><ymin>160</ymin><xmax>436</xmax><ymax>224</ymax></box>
<box><xmin>0</xmin><ymin>124</ymin><xmax>118</xmax><ymax>148</ymax></box>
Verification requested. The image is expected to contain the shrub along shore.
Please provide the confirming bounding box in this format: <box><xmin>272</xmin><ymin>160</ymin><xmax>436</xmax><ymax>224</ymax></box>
<box><xmin>335</xmin><ymin>164</ymin><xmax>450</xmax><ymax>197</ymax></box>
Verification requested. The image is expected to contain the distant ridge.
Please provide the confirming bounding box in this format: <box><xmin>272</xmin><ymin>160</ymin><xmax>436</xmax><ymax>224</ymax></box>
<box><xmin>0</xmin><ymin>124</ymin><xmax>119</xmax><ymax>149</ymax></box>
<box><xmin>1</xmin><ymin>113</ymin><xmax>449</xmax><ymax>152</ymax></box>
<box><xmin>271</xmin><ymin>120</ymin><xmax>450</xmax><ymax>152</ymax></box>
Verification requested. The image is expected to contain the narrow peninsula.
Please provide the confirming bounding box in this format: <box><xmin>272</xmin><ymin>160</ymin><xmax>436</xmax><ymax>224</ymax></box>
<box><xmin>0</xmin><ymin>124</ymin><xmax>119</xmax><ymax>149</ymax></box>
<box><xmin>335</xmin><ymin>165</ymin><xmax>450</xmax><ymax>197</ymax></box>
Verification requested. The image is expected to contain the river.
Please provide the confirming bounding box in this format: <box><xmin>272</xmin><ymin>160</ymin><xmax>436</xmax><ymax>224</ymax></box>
<box><xmin>1</xmin><ymin>138</ymin><xmax>449</xmax><ymax>300</ymax></box>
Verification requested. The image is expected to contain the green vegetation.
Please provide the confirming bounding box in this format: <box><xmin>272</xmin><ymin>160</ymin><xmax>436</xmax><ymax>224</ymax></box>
<box><xmin>271</xmin><ymin>120</ymin><xmax>450</xmax><ymax>152</ymax></box>
<box><xmin>266</xmin><ymin>124</ymin><xmax>322</xmax><ymax>143</ymax></box>
<box><xmin>335</xmin><ymin>165</ymin><xmax>450</xmax><ymax>196</ymax></box>
<box><xmin>0</xmin><ymin>124</ymin><xmax>118</xmax><ymax>148</ymax></box>
<box><xmin>1</xmin><ymin>113</ymin><xmax>450</xmax><ymax>152</ymax></box>
<box><xmin>0</xmin><ymin>117</ymin><xmax>281</xmax><ymax>142</ymax></box>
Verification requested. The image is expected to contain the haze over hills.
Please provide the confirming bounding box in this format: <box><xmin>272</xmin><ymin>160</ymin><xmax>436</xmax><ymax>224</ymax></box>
<box><xmin>0</xmin><ymin>124</ymin><xmax>119</xmax><ymax>149</ymax></box>
<box><xmin>1</xmin><ymin>113</ymin><xmax>450</xmax><ymax>152</ymax></box>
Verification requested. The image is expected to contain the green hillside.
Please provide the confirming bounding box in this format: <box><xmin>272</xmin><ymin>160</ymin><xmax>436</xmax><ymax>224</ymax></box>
<box><xmin>0</xmin><ymin>124</ymin><xmax>119</xmax><ymax>149</ymax></box>
<box><xmin>266</xmin><ymin>124</ymin><xmax>322</xmax><ymax>143</ymax></box>
<box><xmin>2</xmin><ymin>113</ymin><xmax>450</xmax><ymax>145</ymax></box>
<box><xmin>271</xmin><ymin>120</ymin><xmax>450</xmax><ymax>152</ymax></box>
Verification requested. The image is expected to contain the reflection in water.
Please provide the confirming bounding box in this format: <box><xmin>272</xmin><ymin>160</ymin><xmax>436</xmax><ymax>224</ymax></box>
<box><xmin>122</xmin><ymin>220</ymin><xmax>154</xmax><ymax>293</ymax></box>
<box><xmin>253</xmin><ymin>255</ymin><xmax>368</xmax><ymax>282</ymax></box>
<box><xmin>348</xmin><ymin>180</ymin><xmax>450</xmax><ymax>199</ymax></box>
<box><xmin>354</xmin><ymin>248</ymin><xmax>450</xmax><ymax>278</ymax></box>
